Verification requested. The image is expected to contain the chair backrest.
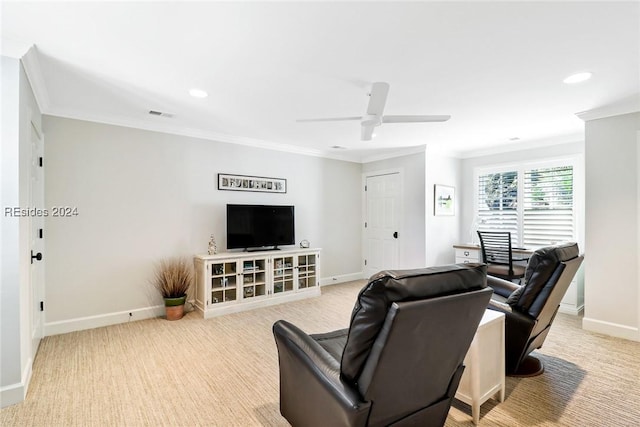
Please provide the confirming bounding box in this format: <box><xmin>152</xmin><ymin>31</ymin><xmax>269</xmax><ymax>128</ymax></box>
<box><xmin>340</xmin><ymin>264</ymin><xmax>493</xmax><ymax>426</ymax></box>
<box><xmin>507</xmin><ymin>242</ymin><xmax>583</xmax><ymax>320</ymax></box>
<box><xmin>477</xmin><ymin>231</ymin><xmax>515</xmax><ymax>274</ymax></box>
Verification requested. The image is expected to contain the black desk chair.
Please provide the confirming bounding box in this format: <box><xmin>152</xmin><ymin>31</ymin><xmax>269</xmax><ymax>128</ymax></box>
<box><xmin>477</xmin><ymin>231</ymin><xmax>526</xmax><ymax>282</ymax></box>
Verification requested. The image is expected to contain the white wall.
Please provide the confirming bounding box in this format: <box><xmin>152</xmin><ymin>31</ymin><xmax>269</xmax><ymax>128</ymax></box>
<box><xmin>1</xmin><ymin>55</ymin><xmax>42</xmax><ymax>407</ymax></box>
<box><xmin>42</xmin><ymin>116</ymin><xmax>362</xmax><ymax>334</ymax></box>
<box><xmin>425</xmin><ymin>146</ymin><xmax>462</xmax><ymax>266</ymax></box>
<box><xmin>362</xmin><ymin>151</ymin><xmax>426</xmax><ymax>269</ymax></box>
<box><xmin>582</xmin><ymin>112</ymin><xmax>639</xmax><ymax>341</ymax></box>
<box><xmin>1</xmin><ymin>55</ymin><xmax>23</xmax><ymax>407</ymax></box>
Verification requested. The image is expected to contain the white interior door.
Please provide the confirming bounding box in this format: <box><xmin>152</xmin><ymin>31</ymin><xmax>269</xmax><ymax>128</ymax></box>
<box><xmin>29</xmin><ymin>120</ymin><xmax>45</xmax><ymax>353</ymax></box>
<box><xmin>364</xmin><ymin>173</ymin><xmax>400</xmax><ymax>278</ymax></box>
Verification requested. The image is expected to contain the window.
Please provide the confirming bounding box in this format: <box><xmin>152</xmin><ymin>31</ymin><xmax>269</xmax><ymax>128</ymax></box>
<box><xmin>477</xmin><ymin>171</ymin><xmax>519</xmax><ymax>240</ymax></box>
<box><xmin>475</xmin><ymin>159</ymin><xmax>578</xmax><ymax>248</ymax></box>
<box><xmin>523</xmin><ymin>166</ymin><xmax>574</xmax><ymax>246</ymax></box>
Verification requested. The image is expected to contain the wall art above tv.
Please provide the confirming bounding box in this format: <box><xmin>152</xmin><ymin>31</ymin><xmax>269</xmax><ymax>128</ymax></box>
<box><xmin>218</xmin><ymin>173</ymin><xmax>286</xmax><ymax>193</ymax></box>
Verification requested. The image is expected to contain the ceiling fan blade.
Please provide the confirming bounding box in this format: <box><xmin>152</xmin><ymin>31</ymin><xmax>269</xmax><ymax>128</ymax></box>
<box><xmin>296</xmin><ymin>116</ymin><xmax>362</xmax><ymax>122</ymax></box>
<box><xmin>382</xmin><ymin>115</ymin><xmax>451</xmax><ymax>123</ymax></box>
<box><xmin>366</xmin><ymin>82</ymin><xmax>390</xmax><ymax>116</ymax></box>
<box><xmin>361</xmin><ymin>124</ymin><xmax>375</xmax><ymax>141</ymax></box>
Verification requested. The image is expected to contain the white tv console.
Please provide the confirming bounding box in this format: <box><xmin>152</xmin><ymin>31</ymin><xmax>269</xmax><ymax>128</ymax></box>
<box><xmin>194</xmin><ymin>248</ymin><xmax>321</xmax><ymax>318</ymax></box>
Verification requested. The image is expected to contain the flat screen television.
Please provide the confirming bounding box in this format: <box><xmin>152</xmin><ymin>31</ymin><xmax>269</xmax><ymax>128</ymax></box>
<box><xmin>226</xmin><ymin>204</ymin><xmax>295</xmax><ymax>251</ymax></box>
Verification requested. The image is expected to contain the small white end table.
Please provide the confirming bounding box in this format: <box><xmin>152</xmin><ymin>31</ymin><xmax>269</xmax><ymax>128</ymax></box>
<box><xmin>455</xmin><ymin>309</ymin><xmax>506</xmax><ymax>425</ymax></box>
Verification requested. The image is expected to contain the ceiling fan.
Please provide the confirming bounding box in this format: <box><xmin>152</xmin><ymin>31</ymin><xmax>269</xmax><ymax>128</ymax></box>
<box><xmin>296</xmin><ymin>82</ymin><xmax>451</xmax><ymax>141</ymax></box>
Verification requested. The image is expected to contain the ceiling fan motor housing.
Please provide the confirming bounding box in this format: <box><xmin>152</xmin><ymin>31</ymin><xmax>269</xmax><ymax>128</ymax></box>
<box><xmin>361</xmin><ymin>114</ymin><xmax>382</xmax><ymax>127</ymax></box>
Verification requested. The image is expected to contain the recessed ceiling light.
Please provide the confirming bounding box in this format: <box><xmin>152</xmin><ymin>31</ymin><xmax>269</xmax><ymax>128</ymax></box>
<box><xmin>563</xmin><ymin>72</ymin><xmax>592</xmax><ymax>84</ymax></box>
<box><xmin>189</xmin><ymin>88</ymin><xmax>208</xmax><ymax>98</ymax></box>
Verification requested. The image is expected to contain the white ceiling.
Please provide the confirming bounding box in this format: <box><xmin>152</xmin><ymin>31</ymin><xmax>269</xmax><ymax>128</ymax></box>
<box><xmin>2</xmin><ymin>1</ymin><xmax>639</xmax><ymax>162</ymax></box>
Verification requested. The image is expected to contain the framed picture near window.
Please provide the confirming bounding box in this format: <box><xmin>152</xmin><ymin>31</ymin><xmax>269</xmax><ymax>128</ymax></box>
<box><xmin>434</xmin><ymin>184</ymin><xmax>455</xmax><ymax>216</ymax></box>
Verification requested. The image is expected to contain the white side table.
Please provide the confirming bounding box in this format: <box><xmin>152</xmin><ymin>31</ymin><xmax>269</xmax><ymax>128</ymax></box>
<box><xmin>455</xmin><ymin>309</ymin><xmax>506</xmax><ymax>425</ymax></box>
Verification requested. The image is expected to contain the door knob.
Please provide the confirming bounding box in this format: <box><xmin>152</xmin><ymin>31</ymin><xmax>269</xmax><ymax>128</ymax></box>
<box><xmin>31</xmin><ymin>251</ymin><xmax>43</xmax><ymax>264</ymax></box>
<box><xmin>393</xmin><ymin>232</ymin><xmax>398</xmax><ymax>239</ymax></box>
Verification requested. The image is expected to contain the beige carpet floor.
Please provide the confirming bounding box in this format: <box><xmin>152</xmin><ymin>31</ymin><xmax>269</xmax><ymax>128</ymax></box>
<box><xmin>2</xmin><ymin>280</ymin><xmax>639</xmax><ymax>426</ymax></box>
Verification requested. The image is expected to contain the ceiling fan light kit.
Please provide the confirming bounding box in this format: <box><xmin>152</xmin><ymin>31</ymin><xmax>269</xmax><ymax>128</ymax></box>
<box><xmin>297</xmin><ymin>82</ymin><xmax>451</xmax><ymax>141</ymax></box>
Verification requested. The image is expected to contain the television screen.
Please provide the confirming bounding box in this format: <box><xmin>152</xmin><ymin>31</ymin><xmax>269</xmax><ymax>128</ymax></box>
<box><xmin>227</xmin><ymin>204</ymin><xmax>295</xmax><ymax>250</ymax></box>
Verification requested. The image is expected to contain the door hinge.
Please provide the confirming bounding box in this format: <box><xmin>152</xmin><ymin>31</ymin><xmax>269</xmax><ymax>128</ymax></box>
<box><xmin>364</xmin><ymin>259</ymin><xmax>367</xmax><ymax>266</ymax></box>
<box><xmin>364</xmin><ymin>222</ymin><xmax>367</xmax><ymax>228</ymax></box>
<box><xmin>39</xmin><ymin>228</ymin><xmax>43</xmax><ymax>239</ymax></box>
<box><xmin>364</xmin><ymin>185</ymin><xmax>367</xmax><ymax>191</ymax></box>
<box><xmin>40</xmin><ymin>301</ymin><xmax>44</xmax><ymax>312</ymax></box>
<box><xmin>39</xmin><ymin>157</ymin><xmax>43</xmax><ymax>167</ymax></box>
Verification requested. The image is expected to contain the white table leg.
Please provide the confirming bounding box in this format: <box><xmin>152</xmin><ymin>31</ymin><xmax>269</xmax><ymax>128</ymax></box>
<box><xmin>498</xmin><ymin>318</ymin><xmax>505</xmax><ymax>402</ymax></box>
<box><xmin>470</xmin><ymin>342</ymin><xmax>480</xmax><ymax>425</ymax></box>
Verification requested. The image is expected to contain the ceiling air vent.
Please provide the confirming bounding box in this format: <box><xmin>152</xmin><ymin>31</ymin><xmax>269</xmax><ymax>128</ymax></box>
<box><xmin>148</xmin><ymin>110</ymin><xmax>174</xmax><ymax>118</ymax></box>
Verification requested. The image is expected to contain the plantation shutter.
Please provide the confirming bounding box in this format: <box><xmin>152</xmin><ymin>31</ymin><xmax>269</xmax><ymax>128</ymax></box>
<box><xmin>477</xmin><ymin>171</ymin><xmax>519</xmax><ymax>243</ymax></box>
<box><xmin>523</xmin><ymin>166</ymin><xmax>574</xmax><ymax>246</ymax></box>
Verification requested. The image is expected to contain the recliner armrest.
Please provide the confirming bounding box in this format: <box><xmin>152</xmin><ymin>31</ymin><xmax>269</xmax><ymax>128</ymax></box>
<box><xmin>488</xmin><ymin>298</ymin><xmax>512</xmax><ymax>313</ymax></box>
<box><xmin>488</xmin><ymin>299</ymin><xmax>534</xmax><ymax>326</ymax></box>
<box><xmin>487</xmin><ymin>275</ymin><xmax>521</xmax><ymax>299</ymax></box>
<box><xmin>273</xmin><ymin>320</ymin><xmax>371</xmax><ymax>427</ymax></box>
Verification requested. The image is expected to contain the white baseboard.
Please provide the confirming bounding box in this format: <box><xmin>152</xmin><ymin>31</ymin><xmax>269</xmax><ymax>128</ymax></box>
<box><xmin>0</xmin><ymin>356</ymin><xmax>32</xmax><ymax>408</ymax></box>
<box><xmin>320</xmin><ymin>272</ymin><xmax>365</xmax><ymax>286</ymax></box>
<box><xmin>199</xmin><ymin>288</ymin><xmax>321</xmax><ymax>319</ymax></box>
<box><xmin>44</xmin><ymin>305</ymin><xmax>165</xmax><ymax>337</ymax></box>
<box><xmin>42</xmin><ymin>274</ymin><xmax>365</xmax><ymax>336</ymax></box>
<box><xmin>582</xmin><ymin>317</ymin><xmax>640</xmax><ymax>342</ymax></box>
<box><xmin>1</xmin><ymin>381</ymin><xmax>25</xmax><ymax>408</ymax></box>
<box><xmin>559</xmin><ymin>303</ymin><xmax>584</xmax><ymax>316</ymax></box>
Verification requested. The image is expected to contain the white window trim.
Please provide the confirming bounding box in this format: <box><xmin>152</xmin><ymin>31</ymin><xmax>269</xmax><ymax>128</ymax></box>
<box><xmin>473</xmin><ymin>155</ymin><xmax>584</xmax><ymax>249</ymax></box>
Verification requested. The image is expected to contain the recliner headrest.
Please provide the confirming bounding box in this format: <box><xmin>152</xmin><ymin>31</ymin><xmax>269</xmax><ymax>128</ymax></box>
<box><xmin>508</xmin><ymin>242</ymin><xmax>580</xmax><ymax>311</ymax></box>
<box><xmin>340</xmin><ymin>263</ymin><xmax>487</xmax><ymax>384</ymax></box>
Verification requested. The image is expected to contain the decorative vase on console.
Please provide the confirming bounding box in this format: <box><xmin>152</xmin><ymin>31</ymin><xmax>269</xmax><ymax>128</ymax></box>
<box><xmin>208</xmin><ymin>234</ymin><xmax>217</xmax><ymax>255</ymax></box>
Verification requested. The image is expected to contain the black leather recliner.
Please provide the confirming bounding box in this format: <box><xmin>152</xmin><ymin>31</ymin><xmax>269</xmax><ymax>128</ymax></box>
<box><xmin>273</xmin><ymin>264</ymin><xmax>493</xmax><ymax>427</ymax></box>
<box><xmin>486</xmin><ymin>242</ymin><xmax>584</xmax><ymax>376</ymax></box>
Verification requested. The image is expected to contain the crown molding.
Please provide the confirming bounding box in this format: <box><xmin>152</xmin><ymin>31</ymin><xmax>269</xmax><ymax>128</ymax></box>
<box><xmin>46</xmin><ymin>106</ymin><xmax>358</xmax><ymax>160</ymax></box>
<box><xmin>575</xmin><ymin>94</ymin><xmax>640</xmax><ymax>122</ymax></box>
<box><xmin>20</xmin><ymin>46</ymin><xmax>52</xmax><ymax>114</ymax></box>
<box><xmin>359</xmin><ymin>145</ymin><xmax>427</xmax><ymax>163</ymax></box>
<box><xmin>456</xmin><ymin>132</ymin><xmax>584</xmax><ymax>159</ymax></box>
